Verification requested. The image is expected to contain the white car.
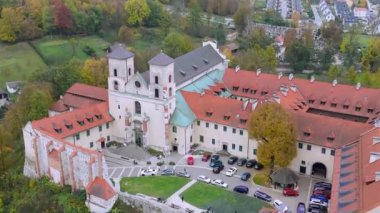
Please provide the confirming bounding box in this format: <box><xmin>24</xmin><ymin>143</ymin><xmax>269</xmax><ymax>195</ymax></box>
<box><xmin>140</xmin><ymin>168</ymin><xmax>159</xmax><ymax>176</ymax></box>
<box><xmin>310</xmin><ymin>198</ymin><xmax>328</xmax><ymax>207</ymax></box>
<box><xmin>211</xmin><ymin>179</ymin><xmax>228</xmax><ymax>188</ymax></box>
<box><xmin>225</xmin><ymin>167</ymin><xmax>237</xmax><ymax>177</ymax></box>
<box><xmin>272</xmin><ymin>199</ymin><xmax>288</xmax><ymax>213</ymax></box>
<box><xmin>197</xmin><ymin>175</ymin><xmax>211</xmax><ymax>183</ymax></box>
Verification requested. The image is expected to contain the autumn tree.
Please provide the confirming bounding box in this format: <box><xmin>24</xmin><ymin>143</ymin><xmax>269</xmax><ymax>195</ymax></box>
<box><xmin>233</xmin><ymin>0</ymin><xmax>250</xmax><ymax>33</ymax></box>
<box><xmin>81</xmin><ymin>58</ymin><xmax>108</xmax><ymax>88</ymax></box>
<box><xmin>124</xmin><ymin>0</ymin><xmax>150</xmax><ymax>26</ymax></box>
<box><xmin>248</xmin><ymin>103</ymin><xmax>297</xmax><ymax>173</ymax></box>
<box><xmin>162</xmin><ymin>32</ymin><xmax>194</xmax><ymax>58</ymax></box>
<box><xmin>0</xmin><ymin>7</ymin><xmax>25</xmax><ymax>42</ymax></box>
<box><xmin>361</xmin><ymin>38</ymin><xmax>380</xmax><ymax>73</ymax></box>
<box><xmin>52</xmin><ymin>0</ymin><xmax>74</xmax><ymax>33</ymax></box>
<box><xmin>321</xmin><ymin>21</ymin><xmax>343</xmax><ymax>49</ymax></box>
<box><xmin>118</xmin><ymin>25</ymin><xmax>135</xmax><ymax>44</ymax></box>
<box><xmin>232</xmin><ymin>45</ymin><xmax>277</xmax><ymax>72</ymax></box>
<box><xmin>283</xmin><ymin>29</ymin><xmax>297</xmax><ymax>49</ymax></box>
<box><xmin>326</xmin><ymin>65</ymin><xmax>343</xmax><ymax>81</ymax></box>
<box><xmin>291</xmin><ymin>11</ymin><xmax>300</xmax><ymax>28</ymax></box>
<box><xmin>247</xmin><ymin>27</ymin><xmax>273</xmax><ymax>49</ymax></box>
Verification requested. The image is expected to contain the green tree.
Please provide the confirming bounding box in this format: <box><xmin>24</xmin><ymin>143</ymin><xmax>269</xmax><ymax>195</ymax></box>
<box><xmin>233</xmin><ymin>0</ymin><xmax>250</xmax><ymax>33</ymax></box>
<box><xmin>285</xmin><ymin>40</ymin><xmax>311</xmax><ymax>72</ymax></box>
<box><xmin>232</xmin><ymin>45</ymin><xmax>277</xmax><ymax>72</ymax></box>
<box><xmin>327</xmin><ymin>65</ymin><xmax>342</xmax><ymax>81</ymax></box>
<box><xmin>28</xmin><ymin>90</ymin><xmax>52</xmax><ymax>121</ymax></box>
<box><xmin>340</xmin><ymin>34</ymin><xmax>360</xmax><ymax>67</ymax></box>
<box><xmin>361</xmin><ymin>38</ymin><xmax>380</xmax><ymax>73</ymax></box>
<box><xmin>162</xmin><ymin>32</ymin><xmax>193</xmax><ymax>58</ymax></box>
<box><xmin>144</xmin><ymin>0</ymin><xmax>165</xmax><ymax>27</ymax></box>
<box><xmin>317</xmin><ymin>46</ymin><xmax>335</xmax><ymax>70</ymax></box>
<box><xmin>346</xmin><ymin>66</ymin><xmax>356</xmax><ymax>84</ymax></box>
<box><xmin>214</xmin><ymin>23</ymin><xmax>226</xmax><ymax>44</ymax></box>
<box><xmin>80</xmin><ymin>58</ymin><xmax>108</xmax><ymax>88</ymax></box>
<box><xmin>0</xmin><ymin>7</ymin><xmax>25</xmax><ymax>42</ymax></box>
<box><xmin>321</xmin><ymin>21</ymin><xmax>343</xmax><ymax>49</ymax></box>
<box><xmin>247</xmin><ymin>27</ymin><xmax>273</xmax><ymax>49</ymax></box>
<box><xmin>248</xmin><ymin>103</ymin><xmax>297</xmax><ymax>173</ymax></box>
<box><xmin>124</xmin><ymin>0</ymin><xmax>151</xmax><ymax>26</ymax></box>
<box><xmin>186</xmin><ymin>0</ymin><xmax>203</xmax><ymax>37</ymax></box>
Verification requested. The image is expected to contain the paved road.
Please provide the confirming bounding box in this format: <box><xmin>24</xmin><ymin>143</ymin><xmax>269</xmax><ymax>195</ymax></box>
<box><xmin>311</xmin><ymin>5</ymin><xmax>322</xmax><ymax>27</ymax></box>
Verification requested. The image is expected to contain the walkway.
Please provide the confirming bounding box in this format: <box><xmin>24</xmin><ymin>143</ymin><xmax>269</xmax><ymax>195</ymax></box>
<box><xmin>311</xmin><ymin>5</ymin><xmax>322</xmax><ymax>27</ymax></box>
<box><xmin>166</xmin><ymin>180</ymin><xmax>205</xmax><ymax>213</ymax></box>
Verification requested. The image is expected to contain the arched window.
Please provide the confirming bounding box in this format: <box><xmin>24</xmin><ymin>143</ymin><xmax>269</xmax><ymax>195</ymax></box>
<box><xmin>169</xmin><ymin>87</ymin><xmax>172</xmax><ymax>97</ymax></box>
<box><xmin>135</xmin><ymin>101</ymin><xmax>141</xmax><ymax>115</ymax></box>
<box><xmin>169</xmin><ymin>75</ymin><xmax>172</xmax><ymax>83</ymax></box>
<box><xmin>155</xmin><ymin>76</ymin><xmax>159</xmax><ymax>84</ymax></box>
<box><xmin>155</xmin><ymin>89</ymin><xmax>159</xmax><ymax>98</ymax></box>
<box><xmin>113</xmin><ymin>81</ymin><xmax>119</xmax><ymax>91</ymax></box>
<box><xmin>113</xmin><ymin>69</ymin><xmax>117</xmax><ymax>77</ymax></box>
<box><xmin>128</xmin><ymin>68</ymin><xmax>131</xmax><ymax>76</ymax></box>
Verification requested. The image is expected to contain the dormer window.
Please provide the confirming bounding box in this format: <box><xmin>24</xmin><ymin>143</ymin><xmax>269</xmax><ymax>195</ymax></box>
<box><xmin>87</xmin><ymin>117</ymin><xmax>93</xmax><ymax>123</ymax></box>
<box><xmin>203</xmin><ymin>58</ymin><xmax>209</xmax><ymax>64</ymax></box>
<box><xmin>250</xmin><ymin>90</ymin><xmax>257</xmax><ymax>94</ymax></box>
<box><xmin>304</xmin><ymin>132</ymin><xmax>311</xmax><ymax>137</ymax></box>
<box><xmin>232</xmin><ymin>86</ymin><xmax>239</xmax><ymax>91</ymax></box>
<box><xmin>331</xmin><ymin>103</ymin><xmax>337</xmax><ymax>108</ymax></box>
<box><xmin>224</xmin><ymin>115</ymin><xmax>231</xmax><ymax>120</ymax></box>
<box><xmin>240</xmin><ymin>119</ymin><xmax>247</xmax><ymax>124</ymax></box>
<box><xmin>206</xmin><ymin>111</ymin><xmax>213</xmax><ymax>117</ymax></box>
<box><xmin>261</xmin><ymin>91</ymin><xmax>268</xmax><ymax>96</ymax></box>
<box><xmin>55</xmin><ymin>128</ymin><xmax>62</xmax><ymax>133</ymax></box>
<box><xmin>320</xmin><ymin>101</ymin><xmax>326</xmax><ymax>105</ymax></box>
<box><xmin>77</xmin><ymin>120</ymin><xmax>84</xmax><ymax>126</ymax></box>
<box><xmin>192</xmin><ymin>64</ymin><xmax>198</xmax><ymax>70</ymax></box>
<box><xmin>327</xmin><ymin>136</ymin><xmax>335</xmax><ymax>142</ymax></box>
<box><xmin>242</xmin><ymin>88</ymin><xmax>249</xmax><ymax>93</ymax></box>
<box><xmin>355</xmin><ymin>107</ymin><xmax>361</xmax><ymax>111</ymax></box>
<box><xmin>308</xmin><ymin>100</ymin><xmax>315</xmax><ymax>104</ymax></box>
<box><xmin>368</xmin><ymin>109</ymin><xmax>374</xmax><ymax>113</ymax></box>
<box><xmin>95</xmin><ymin>114</ymin><xmax>103</xmax><ymax>119</ymax></box>
<box><xmin>65</xmin><ymin>124</ymin><xmax>73</xmax><ymax>129</ymax></box>
<box><xmin>343</xmin><ymin>105</ymin><xmax>349</xmax><ymax>109</ymax></box>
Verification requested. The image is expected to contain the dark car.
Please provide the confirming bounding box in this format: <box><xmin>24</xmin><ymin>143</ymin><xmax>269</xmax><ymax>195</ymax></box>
<box><xmin>310</xmin><ymin>194</ymin><xmax>328</xmax><ymax>203</ymax></box>
<box><xmin>210</xmin><ymin>155</ymin><xmax>220</xmax><ymax>162</ymax></box>
<box><xmin>253</xmin><ymin>190</ymin><xmax>272</xmax><ymax>202</ymax></box>
<box><xmin>236</xmin><ymin>158</ymin><xmax>247</xmax><ymax>166</ymax></box>
<box><xmin>212</xmin><ymin>164</ymin><xmax>225</xmax><ymax>173</ymax></box>
<box><xmin>210</xmin><ymin>160</ymin><xmax>223</xmax><ymax>167</ymax></box>
<box><xmin>313</xmin><ymin>188</ymin><xmax>331</xmax><ymax>199</ymax></box>
<box><xmin>246</xmin><ymin>159</ymin><xmax>257</xmax><ymax>168</ymax></box>
<box><xmin>254</xmin><ymin>162</ymin><xmax>264</xmax><ymax>170</ymax></box>
<box><xmin>297</xmin><ymin>202</ymin><xmax>306</xmax><ymax>213</ymax></box>
<box><xmin>308</xmin><ymin>204</ymin><xmax>327</xmax><ymax>213</ymax></box>
<box><xmin>233</xmin><ymin>185</ymin><xmax>249</xmax><ymax>194</ymax></box>
<box><xmin>314</xmin><ymin>182</ymin><xmax>332</xmax><ymax>190</ymax></box>
<box><xmin>240</xmin><ymin>172</ymin><xmax>251</xmax><ymax>181</ymax></box>
<box><xmin>227</xmin><ymin>156</ymin><xmax>238</xmax><ymax>165</ymax></box>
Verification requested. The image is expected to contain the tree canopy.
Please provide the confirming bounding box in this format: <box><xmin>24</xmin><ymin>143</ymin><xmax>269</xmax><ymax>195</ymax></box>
<box><xmin>285</xmin><ymin>39</ymin><xmax>312</xmax><ymax>72</ymax></box>
<box><xmin>233</xmin><ymin>0</ymin><xmax>250</xmax><ymax>33</ymax></box>
<box><xmin>124</xmin><ymin>0</ymin><xmax>151</xmax><ymax>26</ymax></box>
<box><xmin>162</xmin><ymin>32</ymin><xmax>194</xmax><ymax>58</ymax></box>
<box><xmin>248</xmin><ymin>103</ymin><xmax>297</xmax><ymax>173</ymax></box>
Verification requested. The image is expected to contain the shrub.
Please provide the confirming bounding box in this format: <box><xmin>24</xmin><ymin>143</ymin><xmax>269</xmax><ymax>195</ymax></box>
<box><xmin>169</xmin><ymin>161</ymin><xmax>175</xmax><ymax>166</ymax></box>
<box><xmin>82</xmin><ymin>45</ymin><xmax>96</xmax><ymax>57</ymax></box>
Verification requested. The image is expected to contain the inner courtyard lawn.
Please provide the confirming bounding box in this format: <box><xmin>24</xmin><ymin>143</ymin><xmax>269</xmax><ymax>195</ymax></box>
<box><xmin>120</xmin><ymin>176</ymin><xmax>190</xmax><ymax>199</ymax></box>
<box><xmin>181</xmin><ymin>182</ymin><xmax>271</xmax><ymax>213</ymax></box>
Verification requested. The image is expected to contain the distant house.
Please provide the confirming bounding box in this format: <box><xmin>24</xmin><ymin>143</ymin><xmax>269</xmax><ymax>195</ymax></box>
<box><xmin>353</xmin><ymin>7</ymin><xmax>368</xmax><ymax>18</ymax></box>
<box><xmin>6</xmin><ymin>81</ymin><xmax>23</xmax><ymax>94</ymax></box>
<box><xmin>319</xmin><ymin>1</ymin><xmax>336</xmax><ymax>22</ymax></box>
<box><xmin>0</xmin><ymin>90</ymin><xmax>8</xmax><ymax>107</ymax></box>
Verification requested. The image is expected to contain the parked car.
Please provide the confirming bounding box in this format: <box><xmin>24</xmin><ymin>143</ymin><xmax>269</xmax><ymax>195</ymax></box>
<box><xmin>313</xmin><ymin>188</ymin><xmax>331</xmax><ymax>199</ymax></box>
<box><xmin>161</xmin><ymin>168</ymin><xmax>175</xmax><ymax>176</ymax></box>
<box><xmin>272</xmin><ymin>200</ymin><xmax>288</xmax><ymax>213</ymax></box>
<box><xmin>309</xmin><ymin>198</ymin><xmax>328</xmax><ymax>207</ymax></box>
<box><xmin>240</xmin><ymin>172</ymin><xmax>251</xmax><ymax>181</ymax></box>
<box><xmin>246</xmin><ymin>159</ymin><xmax>257</xmax><ymax>168</ymax></box>
<box><xmin>210</xmin><ymin>160</ymin><xmax>223</xmax><ymax>167</ymax></box>
<box><xmin>308</xmin><ymin>204</ymin><xmax>327</xmax><ymax>213</ymax></box>
<box><xmin>236</xmin><ymin>158</ymin><xmax>247</xmax><ymax>166</ymax></box>
<box><xmin>225</xmin><ymin>167</ymin><xmax>238</xmax><ymax>177</ymax></box>
<box><xmin>297</xmin><ymin>202</ymin><xmax>306</xmax><ymax>213</ymax></box>
<box><xmin>227</xmin><ymin>156</ymin><xmax>238</xmax><ymax>165</ymax></box>
<box><xmin>211</xmin><ymin>179</ymin><xmax>228</xmax><ymax>188</ymax></box>
<box><xmin>314</xmin><ymin>182</ymin><xmax>332</xmax><ymax>191</ymax></box>
<box><xmin>140</xmin><ymin>168</ymin><xmax>159</xmax><ymax>176</ymax></box>
<box><xmin>283</xmin><ymin>188</ymin><xmax>299</xmax><ymax>196</ymax></box>
<box><xmin>212</xmin><ymin>164</ymin><xmax>225</xmax><ymax>173</ymax></box>
<box><xmin>254</xmin><ymin>162</ymin><xmax>264</xmax><ymax>170</ymax></box>
<box><xmin>176</xmin><ymin>171</ymin><xmax>190</xmax><ymax>178</ymax></box>
<box><xmin>233</xmin><ymin>185</ymin><xmax>249</xmax><ymax>194</ymax></box>
<box><xmin>197</xmin><ymin>175</ymin><xmax>211</xmax><ymax>183</ymax></box>
<box><xmin>187</xmin><ymin>156</ymin><xmax>194</xmax><ymax>165</ymax></box>
<box><xmin>202</xmin><ymin>152</ymin><xmax>211</xmax><ymax>162</ymax></box>
<box><xmin>310</xmin><ymin>194</ymin><xmax>328</xmax><ymax>203</ymax></box>
<box><xmin>210</xmin><ymin>155</ymin><xmax>219</xmax><ymax>162</ymax></box>
<box><xmin>253</xmin><ymin>190</ymin><xmax>272</xmax><ymax>202</ymax></box>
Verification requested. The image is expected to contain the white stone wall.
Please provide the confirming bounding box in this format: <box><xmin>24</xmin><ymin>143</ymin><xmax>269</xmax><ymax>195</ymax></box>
<box><xmin>169</xmin><ymin>125</ymin><xmax>192</xmax><ymax>155</ymax></box>
<box><xmin>63</xmin><ymin>123</ymin><xmax>112</xmax><ymax>150</ymax></box>
<box><xmin>108</xmin><ymin>58</ymin><xmax>134</xmax><ymax>80</ymax></box>
<box><xmin>289</xmin><ymin>142</ymin><xmax>335</xmax><ymax>180</ymax></box>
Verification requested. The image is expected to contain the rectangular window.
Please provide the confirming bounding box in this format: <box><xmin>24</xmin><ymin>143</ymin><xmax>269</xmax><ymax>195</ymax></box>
<box><xmin>172</xmin><ymin>126</ymin><xmax>177</xmax><ymax>133</ymax></box>
<box><xmin>76</xmin><ymin>134</ymin><xmax>80</xmax><ymax>140</ymax></box>
<box><xmin>107</xmin><ymin>135</ymin><xmax>110</xmax><ymax>141</ymax></box>
<box><xmin>331</xmin><ymin>150</ymin><xmax>335</xmax><ymax>156</ymax></box>
<box><xmin>298</xmin><ymin>143</ymin><xmax>303</xmax><ymax>149</ymax></box>
<box><xmin>223</xmin><ymin>126</ymin><xmax>227</xmax><ymax>132</ymax></box>
<box><xmin>253</xmin><ymin>149</ymin><xmax>257</xmax><ymax>155</ymax></box>
<box><xmin>87</xmin><ymin>130</ymin><xmax>90</xmax><ymax>136</ymax></box>
<box><xmin>212</xmin><ymin>139</ymin><xmax>215</xmax><ymax>145</ymax></box>
<box><xmin>232</xmin><ymin>144</ymin><xmax>236</xmax><ymax>150</ymax></box>
<box><xmin>301</xmin><ymin>160</ymin><xmax>305</xmax><ymax>165</ymax></box>
<box><xmin>118</xmin><ymin>105</ymin><xmax>120</xmax><ymax>109</ymax></box>
<box><xmin>206</xmin><ymin>122</ymin><xmax>209</xmax><ymax>128</ymax></box>
<box><xmin>197</xmin><ymin>120</ymin><xmax>200</xmax><ymax>126</ymax></box>
<box><xmin>190</xmin><ymin>136</ymin><xmax>192</xmax><ymax>142</ymax></box>
<box><xmin>90</xmin><ymin>142</ymin><xmax>93</xmax><ymax>148</ymax></box>
<box><xmin>200</xmin><ymin>135</ymin><xmax>204</xmax><ymax>142</ymax></box>
<box><xmin>322</xmin><ymin>148</ymin><xmax>326</xmax><ymax>154</ymax></box>
<box><xmin>232</xmin><ymin>128</ymin><xmax>236</xmax><ymax>134</ymax></box>
<box><xmin>307</xmin><ymin>144</ymin><xmax>312</xmax><ymax>151</ymax></box>
<box><xmin>99</xmin><ymin>125</ymin><xmax>102</xmax><ymax>132</ymax></box>
<box><xmin>239</xmin><ymin>145</ymin><xmax>243</xmax><ymax>152</ymax></box>
<box><xmin>106</xmin><ymin>122</ymin><xmax>110</xmax><ymax>129</ymax></box>
<box><xmin>214</xmin><ymin>124</ymin><xmax>218</xmax><ymax>130</ymax></box>
<box><xmin>239</xmin><ymin>130</ymin><xmax>243</xmax><ymax>135</ymax></box>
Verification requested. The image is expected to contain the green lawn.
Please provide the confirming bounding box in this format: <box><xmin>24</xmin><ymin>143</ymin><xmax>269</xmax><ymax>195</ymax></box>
<box><xmin>254</xmin><ymin>0</ymin><xmax>267</xmax><ymax>10</ymax></box>
<box><xmin>181</xmin><ymin>182</ymin><xmax>271</xmax><ymax>213</ymax></box>
<box><xmin>343</xmin><ymin>34</ymin><xmax>378</xmax><ymax>48</ymax></box>
<box><xmin>120</xmin><ymin>176</ymin><xmax>190</xmax><ymax>199</ymax></box>
<box><xmin>31</xmin><ymin>36</ymin><xmax>110</xmax><ymax>65</ymax></box>
<box><xmin>0</xmin><ymin>42</ymin><xmax>47</xmax><ymax>87</ymax></box>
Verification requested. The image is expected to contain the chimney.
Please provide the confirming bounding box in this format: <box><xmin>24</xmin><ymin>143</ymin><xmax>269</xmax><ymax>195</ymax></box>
<box><xmin>356</xmin><ymin>82</ymin><xmax>361</xmax><ymax>90</ymax></box>
<box><xmin>288</xmin><ymin>73</ymin><xmax>294</xmax><ymax>80</ymax></box>
<box><xmin>235</xmin><ymin>65</ymin><xmax>240</xmax><ymax>72</ymax></box>
<box><xmin>278</xmin><ymin>72</ymin><xmax>283</xmax><ymax>79</ymax></box>
<box><xmin>60</xmin><ymin>95</ymin><xmax>63</xmax><ymax>99</ymax></box>
<box><xmin>310</xmin><ymin>75</ymin><xmax>315</xmax><ymax>83</ymax></box>
<box><xmin>256</xmin><ymin>68</ymin><xmax>262</xmax><ymax>76</ymax></box>
<box><xmin>332</xmin><ymin>79</ymin><xmax>338</xmax><ymax>87</ymax></box>
<box><xmin>236</xmin><ymin>114</ymin><xmax>240</xmax><ymax>119</ymax></box>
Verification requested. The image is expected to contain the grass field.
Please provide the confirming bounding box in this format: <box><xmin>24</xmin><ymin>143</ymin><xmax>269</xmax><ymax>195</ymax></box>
<box><xmin>120</xmin><ymin>176</ymin><xmax>190</xmax><ymax>199</ymax></box>
<box><xmin>31</xmin><ymin>36</ymin><xmax>110</xmax><ymax>65</ymax></box>
<box><xmin>0</xmin><ymin>42</ymin><xmax>47</xmax><ymax>87</ymax></box>
<box><xmin>254</xmin><ymin>0</ymin><xmax>267</xmax><ymax>10</ymax></box>
<box><xmin>181</xmin><ymin>182</ymin><xmax>271</xmax><ymax>212</ymax></box>
<box><xmin>343</xmin><ymin>34</ymin><xmax>378</xmax><ymax>47</ymax></box>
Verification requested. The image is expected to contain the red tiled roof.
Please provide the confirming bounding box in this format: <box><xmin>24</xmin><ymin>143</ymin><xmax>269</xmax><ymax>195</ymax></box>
<box><xmin>33</xmin><ymin>102</ymin><xmax>113</xmax><ymax>139</ymax></box>
<box><xmin>50</xmin><ymin>99</ymin><xmax>69</xmax><ymax>112</ymax></box>
<box><xmin>66</xmin><ymin>83</ymin><xmax>108</xmax><ymax>101</ymax></box>
<box><xmin>86</xmin><ymin>177</ymin><xmax>116</xmax><ymax>200</ymax></box>
<box><xmin>223</xmin><ymin>68</ymin><xmax>380</xmax><ymax>122</ymax></box>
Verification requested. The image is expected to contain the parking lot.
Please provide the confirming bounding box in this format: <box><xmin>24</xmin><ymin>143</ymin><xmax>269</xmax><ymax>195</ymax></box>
<box><xmin>107</xmin><ymin>153</ymin><xmax>320</xmax><ymax>212</ymax></box>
